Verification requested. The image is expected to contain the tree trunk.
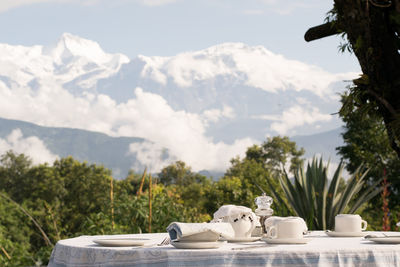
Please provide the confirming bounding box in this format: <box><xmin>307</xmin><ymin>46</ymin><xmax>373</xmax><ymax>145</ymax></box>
<box><xmin>334</xmin><ymin>0</ymin><xmax>400</xmax><ymax>157</ymax></box>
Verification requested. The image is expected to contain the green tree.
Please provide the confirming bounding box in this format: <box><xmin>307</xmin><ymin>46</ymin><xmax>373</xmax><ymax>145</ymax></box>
<box><xmin>157</xmin><ymin>161</ymin><xmax>212</xmax><ymax>214</ymax></box>
<box><xmin>158</xmin><ymin>161</ymin><xmax>208</xmax><ymax>186</ymax></box>
<box><xmin>305</xmin><ymin>1</ymin><xmax>400</xmax><ymax>158</ymax></box>
<box><xmin>204</xmin><ymin>136</ymin><xmax>304</xmax><ymax>217</ymax></box>
<box><xmin>0</xmin><ymin>192</ymin><xmax>34</xmax><ymax>266</ymax></box>
<box><xmin>337</xmin><ymin>94</ymin><xmax>400</xmax><ymax>229</ymax></box>
<box><xmin>247</xmin><ymin>136</ymin><xmax>305</xmax><ymax>175</ymax></box>
<box><xmin>0</xmin><ymin>151</ymin><xmax>32</xmax><ymax>203</ymax></box>
<box><xmin>52</xmin><ymin>157</ymin><xmax>113</xmax><ymax>235</ymax></box>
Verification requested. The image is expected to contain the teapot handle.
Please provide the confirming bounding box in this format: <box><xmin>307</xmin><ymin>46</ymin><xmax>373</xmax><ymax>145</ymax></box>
<box><xmin>245</xmin><ymin>212</ymin><xmax>258</xmax><ymax>237</ymax></box>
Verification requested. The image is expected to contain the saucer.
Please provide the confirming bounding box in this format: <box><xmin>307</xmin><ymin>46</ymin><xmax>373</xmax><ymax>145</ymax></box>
<box><xmin>223</xmin><ymin>236</ymin><xmax>262</xmax><ymax>243</ymax></box>
<box><xmin>365</xmin><ymin>236</ymin><xmax>400</xmax><ymax>244</ymax></box>
<box><xmin>171</xmin><ymin>240</ymin><xmax>226</xmax><ymax>249</ymax></box>
<box><xmin>325</xmin><ymin>231</ymin><xmax>367</xmax><ymax>237</ymax></box>
<box><xmin>262</xmin><ymin>237</ymin><xmax>311</xmax><ymax>244</ymax></box>
<box><xmin>93</xmin><ymin>238</ymin><xmax>150</xmax><ymax>247</ymax></box>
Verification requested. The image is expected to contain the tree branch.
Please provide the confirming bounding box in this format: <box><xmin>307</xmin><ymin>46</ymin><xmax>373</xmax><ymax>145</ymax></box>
<box><xmin>304</xmin><ymin>21</ymin><xmax>341</xmax><ymax>42</ymax></box>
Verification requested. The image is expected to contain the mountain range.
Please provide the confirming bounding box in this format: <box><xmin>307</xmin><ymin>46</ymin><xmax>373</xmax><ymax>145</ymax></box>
<box><xmin>0</xmin><ymin>33</ymin><xmax>355</xmax><ymax>175</ymax></box>
<box><xmin>0</xmin><ymin>117</ymin><xmax>344</xmax><ymax>179</ymax></box>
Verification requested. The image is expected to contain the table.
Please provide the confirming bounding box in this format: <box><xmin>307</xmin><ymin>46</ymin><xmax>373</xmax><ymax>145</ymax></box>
<box><xmin>48</xmin><ymin>231</ymin><xmax>400</xmax><ymax>267</ymax></box>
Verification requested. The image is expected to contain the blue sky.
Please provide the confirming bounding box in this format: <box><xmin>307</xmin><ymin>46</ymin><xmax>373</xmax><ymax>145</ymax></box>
<box><xmin>0</xmin><ymin>0</ymin><xmax>359</xmax><ymax>73</ymax></box>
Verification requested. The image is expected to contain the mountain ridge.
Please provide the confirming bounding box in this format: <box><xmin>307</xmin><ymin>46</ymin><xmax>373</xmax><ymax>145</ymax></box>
<box><xmin>0</xmin><ymin>33</ymin><xmax>353</xmax><ymax>173</ymax></box>
<box><xmin>0</xmin><ymin>117</ymin><xmax>344</xmax><ymax>179</ymax></box>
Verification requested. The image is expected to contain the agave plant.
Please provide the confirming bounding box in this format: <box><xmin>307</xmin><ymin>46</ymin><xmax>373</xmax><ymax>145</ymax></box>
<box><xmin>268</xmin><ymin>157</ymin><xmax>382</xmax><ymax>230</ymax></box>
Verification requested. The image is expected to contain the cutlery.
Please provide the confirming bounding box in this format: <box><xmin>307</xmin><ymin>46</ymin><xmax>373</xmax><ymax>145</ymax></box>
<box><xmin>158</xmin><ymin>236</ymin><xmax>171</xmax><ymax>246</ymax></box>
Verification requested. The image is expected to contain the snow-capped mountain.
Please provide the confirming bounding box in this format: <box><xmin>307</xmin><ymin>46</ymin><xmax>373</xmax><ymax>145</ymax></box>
<box><xmin>0</xmin><ymin>33</ymin><xmax>129</xmax><ymax>90</ymax></box>
<box><xmin>0</xmin><ymin>33</ymin><xmax>357</xmax><ymax>174</ymax></box>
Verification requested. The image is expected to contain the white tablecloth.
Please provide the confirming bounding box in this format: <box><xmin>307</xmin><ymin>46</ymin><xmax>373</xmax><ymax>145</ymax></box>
<box><xmin>48</xmin><ymin>231</ymin><xmax>400</xmax><ymax>267</ymax></box>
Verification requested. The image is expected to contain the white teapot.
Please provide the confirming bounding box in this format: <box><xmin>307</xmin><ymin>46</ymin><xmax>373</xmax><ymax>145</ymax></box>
<box><xmin>212</xmin><ymin>205</ymin><xmax>258</xmax><ymax>238</ymax></box>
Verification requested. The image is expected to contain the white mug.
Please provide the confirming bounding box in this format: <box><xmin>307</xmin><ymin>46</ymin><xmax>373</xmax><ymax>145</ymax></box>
<box><xmin>335</xmin><ymin>214</ymin><xmax>367</xmax><ymax>232</ymax></box>
<box><xmin>221</xmin><ymin>212</ymin><xmax>257</xmax><ymax>238</ymax></box>
<box><xmin>264</xmin><ymin>216</ymin><xmax>308</xmax><ymax>234</ymax></box>
<box><xmin>267</xmin><ymin>218</ymin><xmax>304</xmax><ymax>239</ymax></box>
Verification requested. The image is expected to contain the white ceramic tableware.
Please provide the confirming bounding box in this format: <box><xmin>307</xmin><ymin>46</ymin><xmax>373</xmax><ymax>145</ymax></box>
<box><xmin>222</xmin><ymin>236</ymin><xmax>262</xmax><ymax>242</ymax></box>
<box><xmin>93</xmin><ymin>238</ymin><xmax>150</xmax><ymax>247</ymax></box>
<box><xmin>221</xmin><ymin>212</ymin><xmax>258</xmax><ymax>238</ymax></box>
<box><xmin>325</xmin><ymin>231</ymin><xmax>367</xmax><ymax>237</ymax></box>
<box><xmin>266</xmin><ymin>218</ymin><xmax>305</xmax><ymax>239</ymax></box>
<box><xmin>365</xmin><ymin>236</ymin><xmax>400</xmax><ymax>244</ymax></box>
<box><xmin>263</xmin><ymin>237</ymin><xmax>312</xmax><ymax>244</ymax></box>
<box><xmin>334</xmin><ymin>214</ymin><xmax>367</xmax><ymax>233</ymax></box>
<box><xmin>171</xmin><ymin>240</ymin><xmax>226</xmax><ymax>249</ymax></box>
<box><xmin>264</xmin><ymin>216</ymin><xmax>308</xmax><ymax>235</ymax></box>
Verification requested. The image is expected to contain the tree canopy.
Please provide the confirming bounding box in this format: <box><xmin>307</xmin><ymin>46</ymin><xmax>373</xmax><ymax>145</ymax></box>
<box><xmin>305</xmin><ymin>0</ymin><xmax>400</xmax><ymax>158</ymax></box>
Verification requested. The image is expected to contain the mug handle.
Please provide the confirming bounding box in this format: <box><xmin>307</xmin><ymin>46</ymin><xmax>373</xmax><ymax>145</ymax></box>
<box><xmin>267</xmin><ymin>225</ymin><xmax>277</xmax><ymax>239</ymax></box>
<box><xmin>361</xmin><ymin>220</ymin><xmax>367</xmax><ymax>231</ymax></box>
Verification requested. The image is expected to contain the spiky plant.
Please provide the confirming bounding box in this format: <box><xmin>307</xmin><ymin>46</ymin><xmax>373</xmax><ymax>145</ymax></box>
<box><xmin>268</xmin><ymin>157</ymin><xmax>382</xmax><ymax>230</ymax></box>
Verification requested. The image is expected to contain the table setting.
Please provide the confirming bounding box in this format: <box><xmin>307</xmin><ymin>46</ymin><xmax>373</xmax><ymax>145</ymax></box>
<box><xmin>48</xmin><ymin>194</ymin><xmax>400</xmax><ymax>267</ymax></box>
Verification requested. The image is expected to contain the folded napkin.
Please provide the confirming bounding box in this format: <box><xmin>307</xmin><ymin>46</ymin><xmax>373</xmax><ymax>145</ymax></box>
<box><xmin>166</xmin><ymin>222</ymin><xmax>235</xmax><ymax>241</ymax></box>
<box><xmin>212</xmin><ymin>204</ymin><xmax>255</xmax><ymax>220</ymax></box>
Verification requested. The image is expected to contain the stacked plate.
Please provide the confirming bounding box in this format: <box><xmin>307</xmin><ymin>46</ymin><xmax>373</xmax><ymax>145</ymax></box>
<box><xmin>364</xmin><ymin>234</ymin><xmax>400</xmax><ymax>244</ymax></box>
<box><xmin>171</xmin><ymin>230</ymin><xmax>226</xmax><ymax>249</ymax></box>
<box><xmin>325</xmin><ymin>230</ymin><xmax>367</xmax><ymax>237</ymax></box>
<box><xmin>93</xmin><ymin>238</ymin><xmax>151</xmax><ymax>247</ymax></box>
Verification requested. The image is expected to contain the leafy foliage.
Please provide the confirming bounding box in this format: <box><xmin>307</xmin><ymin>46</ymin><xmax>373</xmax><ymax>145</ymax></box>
<box><xmin>0</xmin><ymin>152</ymin><xmax>210</xmax><ymax>266</ymax></box>
<box><xmin>337</xmin><ymin>93</ymin><xmax>400</xmax><ymax>229</ymax></box>
<box><xmin>0</xmin><ymin>130</ymin><xmax>388</xmax><ymax>265</ymax></box>
<box><xmin>273</xmin><ymin>157</ymin><xmax>382</xmax><ymax>230</ymax></box>
<box><xmin>246</xmin><ymin>136</ymin><xmax>305</xmax><ymax>175</ymax></box>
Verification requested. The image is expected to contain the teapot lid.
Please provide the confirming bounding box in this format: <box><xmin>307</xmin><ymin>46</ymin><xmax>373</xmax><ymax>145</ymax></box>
<box><xmin>213</xmin><ymin>205</ymin><xmax>253</xmax><ymax>219</ymax></box>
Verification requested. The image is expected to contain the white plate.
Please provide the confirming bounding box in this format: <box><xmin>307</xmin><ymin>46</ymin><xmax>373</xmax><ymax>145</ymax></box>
<box><xmin>366</xmin><ymin>236</ymin><xmax>400</xmax><ymax>244</ymax></box>
<box><xmin>223</xmin><ymin>236</ymin><xmax>262</xmax><ymax>243</ymax></box>
<box><xmin>93</xmin><ymin>238</ymin><xmax>150</xmax><ymax>247</ymax></box>
<box><xmin>171</xmin><ymin>240</ymin><xmax>226</xmax><ymax>249</ymax></box>
<box><xmin>263</xmin><ymin>237</ymin><xmax>311</xmax><ymax>244</ymax></box>
<box><xmin>326</xmin><ymin>231</ymin><xmax>367</xmax><ymax>237</ymax></box>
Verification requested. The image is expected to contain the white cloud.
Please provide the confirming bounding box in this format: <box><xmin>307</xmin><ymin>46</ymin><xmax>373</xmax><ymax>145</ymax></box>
<box><xmin>128</xmin><ymin>141</ymin><xmax>175</xmax><ymax>172</ymax></box>
<box><xmin>0</xmin><ymin>36</ymin><xmax>352</xmax><ymax>174</ymax></box>
<box><xmin>119</xmin><ymin>89</ymin><xmax>253</xmax><ymax>172</ymax></box>
<box><xmin>0</xmin><ymin>79</ymin><xmax>253</xmax><ymax>172</ymax></box>
<box><xmin>140</xmin><ymin>43</ymin><xmax>357</xmax><ymax>99</ymax></box>
<box><xmin>0</xmin><ymin>129</ymin><xmax>58</xmax><ymax>165</ymax></box>
<box><xmin>256</xmin><ymin>106</ymin><xmax>332</xmax><ymax>135</ymax></box>
<box><xmin>202</xmin><ymin>105</ymin><xmax>235</xmax><ymax>124</ymax></box>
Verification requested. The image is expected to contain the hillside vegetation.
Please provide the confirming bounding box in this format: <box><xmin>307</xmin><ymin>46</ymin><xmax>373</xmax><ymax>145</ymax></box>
<box><xmin>0</xmin><ymin>135</ymin><xmax>398</xmax><ymax>266</ymax></box>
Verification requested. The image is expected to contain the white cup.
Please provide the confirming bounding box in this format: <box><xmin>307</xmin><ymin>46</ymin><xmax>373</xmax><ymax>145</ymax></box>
<box><xmin>221</xmin><ymin>212</ymin><xmax>257</xmax><ymax>238</ymax></box>
<box><xmin>334</xmin><ymin>214</ymin><xmax>367</xmax><ymax>232</ymax></box>
<box><xmin>264</xmin><ymin>216</ymin><xmax>308</xmax><ymax>234</ymax></box>
<box><xmin>266</xmin><ymin>218</ymin><xmax>305</xmax><ymax>239</ymax></box>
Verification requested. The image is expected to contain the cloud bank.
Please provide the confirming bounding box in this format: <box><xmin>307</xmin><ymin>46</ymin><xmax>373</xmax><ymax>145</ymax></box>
<box><xmin>139</xmin><ymin>43</ymin><xmax>356</xmax><ymax>99</ymax></box>
<box><xmin>0</xmin><ymin>34</ymin><xmax>356</xmax><ymax>173</ymax></box>
<box><xmin>254</xmin><ymin>105</ymin><xmax>332</xmax><ymax>135</ymax></box>
<box><xmin>0</xmin><ymin>129</ymin><xmax>59</xmax><ymax>165</ymax></box>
